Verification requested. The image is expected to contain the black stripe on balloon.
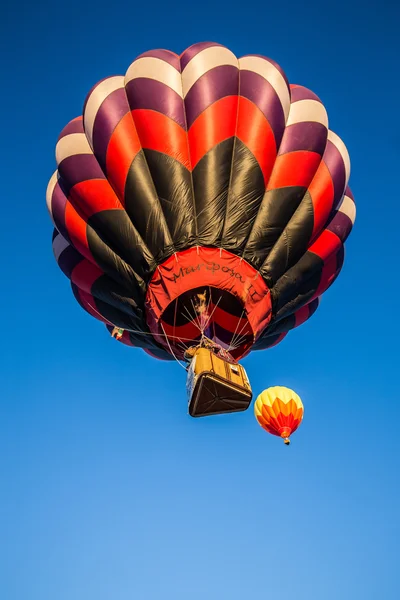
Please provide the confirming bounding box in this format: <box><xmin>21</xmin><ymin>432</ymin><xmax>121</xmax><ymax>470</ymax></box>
<box><xmin>91</xmin><ymin>275</ymin><xmax>146</xmax><ymax>327</ymax></box>
<box><xmin>257</xmin><ymin>294</ymin><xmax>320</xmax><ymax>341</ymax></box>
<box><xmin>243</xmin><ymin>186</ymin><xmax>309</xmax><ymax>274</ymax></box>
<box><xmin>83</xmin><ymin>293</ymin><xmax>148</xmax><ymax>340</ymax></box>
<box><xmin>271</xmin><ymin>252</ymin><xmax>324</xmax><ymax>320</ymax></box>
<box><xmin>308</xmin><ymin>296</ymin><xmax>320</xmax><ymax>318</ymax></box>
<box><xmin>124</xmin><ymin>151</ymin><xmax>174</xmax><ymax>263</ymax></box>
<box><xmin>142</xmin><ymin>149</ymin><xmax>197</xmax><ymax>250</ymax></box>
<box><xmin>71</xmin><ymin>282</ymin><xmax>142</xmax><ymax>333</ymax></box>
<box><xmin>252</xmin><ymin>332</ymin><xmax>284</xmax><ymax>350</ymax></box>
<box><xmin>87</xmin><ymin>210</ymin><xmax>154</xmax><ymax>282</ymax></box>
<box><xmin>139</xmin><ymin>344</ymin><xmax>175</xmax><ymax>360</ymax></box>
<box><xmin>86</xmin><ymin>223</ymin><xmax>146</xmax><ymax>299</ymax></box>
<box><xmin>221</xmin><ymin>139</ymin><xmax>266</xmax><ymax>255</ymax></box>
<box><xmin>192</xmin><ymin>138</ymin><xmax>235</xmax><ymax>247</ymax></box>
<box><xmin>260</xmin><ymin>191</ymin><xmax>314</xmax><ymax>285</ymax></box>
<box><xmin>263</xmin><ymin>313</ymin><xmax>297</xmax><ymax>337</ymax></box>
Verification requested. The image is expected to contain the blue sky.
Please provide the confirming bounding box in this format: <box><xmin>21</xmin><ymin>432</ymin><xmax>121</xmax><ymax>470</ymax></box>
<box><xmin>1</xmin><ymin>0</ymin><xmax>399</xmax><ymax>598</ymax></box>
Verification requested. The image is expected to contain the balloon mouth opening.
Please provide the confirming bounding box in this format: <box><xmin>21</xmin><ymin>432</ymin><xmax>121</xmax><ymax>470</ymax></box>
<box><xmin>159</xmin><ymin>286</ymin><xmax>253</xmax><ymax>360</ymax></box>
<box><xmin>281</xmin><ymin>429</ymin><xmax>292</xmax><ymax>445</ymax></box>
<box><xmin>144</xmin><ymin>247</ymin><xmax>273</xmax><ymax>361</ymax></box>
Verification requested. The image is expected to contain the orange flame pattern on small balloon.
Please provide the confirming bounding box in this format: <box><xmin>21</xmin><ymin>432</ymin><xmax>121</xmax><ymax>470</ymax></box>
<box><xmin>254</xmin><ymin>387</ymin><xmax>304</xmax><ymax>442</ymax></box>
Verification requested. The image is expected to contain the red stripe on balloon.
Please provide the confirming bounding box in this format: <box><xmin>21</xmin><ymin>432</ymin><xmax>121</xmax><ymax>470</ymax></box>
<box><xmin>64</xmin><ymin>201</ymin><xmax>94</xmax><ymax>262</ymax></box>
<box><xmin>294</xmin><ymin>303</ymin><xmax>312</xmax><ymax>328</ymax></box>
<box><xmin>69</xmin><ymin>179</ymin><xmax>123</xmax><ymax>219</ymax></box>
<box><xmin>188</xmin><ymin>96</ymin><xmax>238</xmax><ymax>168</ymax></box>
<box><xmin>105</xmin><ymin>111</ymin><xmax>142</xmax><ymax>203</ymax></box>
<box><xmin>267</xmin><ymin>151</ymin><xmax>321</xmax><ymax>190</ymax></box>
<box><xmin>132</xmin><ymin>109</ymin><xmax>190</xmax><ymax>169</ymax></box>
<box><xmin>70</xmin><ymin>259</ymin><xmax>104</xmax><ymax>293</ymax></box>
<box><xmin>212</xmin><ymin>306</ymin><xmax>252</xmax><ymax>339</ymax></box>
<box><xmin>308</xmin><ymin>229</ymin><xmax>342</xmax><ymax>263</ymax></box>
<box><xmin>308</xmin><ymin>160</ymin><xmax>335</xmax><ymax>240</ymax></box>
<box><xmin>159</xmin><ymin>319</ymin><xmax>201</xmax><ymax>343</ymax></box>
<box><xmin>236</xmin><ymin>96</ymin><xmax>277</xmax><ymax>185</ymax></box>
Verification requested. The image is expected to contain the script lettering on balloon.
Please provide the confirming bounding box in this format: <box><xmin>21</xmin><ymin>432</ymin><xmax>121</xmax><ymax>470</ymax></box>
<box><xmin>170</xmin><ymin>262</ymin><xmax>261</xmax><ymax>300</ymax></box>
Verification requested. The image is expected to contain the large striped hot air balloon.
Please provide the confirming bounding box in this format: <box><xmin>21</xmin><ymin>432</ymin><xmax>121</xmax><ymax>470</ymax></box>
<box><xmin>46</xmin><ymin>42</ymin><xmax>355</xmax><ymax>415</ymax></box>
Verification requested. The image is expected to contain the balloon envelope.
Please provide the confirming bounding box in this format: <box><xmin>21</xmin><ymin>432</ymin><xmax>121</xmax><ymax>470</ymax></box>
<box><xmin>254</xmin><ymin>386</ymin><xmax>304</xmax><ymax>444</ymax></box>
<box><xmin>47</xmin><ymin>42</ymin><xmax>355</xmax><ymax>362</ymax></box>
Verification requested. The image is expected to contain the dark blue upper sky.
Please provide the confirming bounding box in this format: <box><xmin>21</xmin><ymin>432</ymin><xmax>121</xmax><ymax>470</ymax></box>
<box><xmin>1</xmin><ymin>1</ymin><xmax>399</xmax><ymax>598</ymax></box>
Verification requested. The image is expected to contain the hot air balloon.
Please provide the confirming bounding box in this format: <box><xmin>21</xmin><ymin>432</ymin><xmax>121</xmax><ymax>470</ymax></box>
<box><xmin>46</xmin><ymin>42</ymin><xmax>355</xmax><ymax>417</ymax></box>
<box><xmin>254</xmin><ymin>387</ymin><xmax>304</xmax><ymax>445</ymax></box>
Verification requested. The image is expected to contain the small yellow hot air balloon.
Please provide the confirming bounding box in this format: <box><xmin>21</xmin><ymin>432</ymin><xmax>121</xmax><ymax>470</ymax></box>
<box><xmin>254</xmin><ymin>387</ymin><xmax>304</xmax><ymax>445</ymax></box>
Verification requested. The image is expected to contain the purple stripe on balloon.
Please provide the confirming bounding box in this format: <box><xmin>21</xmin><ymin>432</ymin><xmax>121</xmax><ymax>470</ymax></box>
<box><xmin>180</xmin><ymin>41</ymin><xmax>223</xmax><ymax>70</ymax></box>
<box><xmin>51</xmin><ymin>181</ymin><xmax>69</xmax><ymax>241</ymax></box>
<box><xmin>242</xmin><ymin>54</ymin><xmax>289</xmax><ymax>87</ymax></box>
<box><xmin>240</xmin><ymin>70</ymin><xmax>286</xmax><ymax>146</ymax></box>
<box><xmin>290</xmin><ymin>85</ymin><xmax>322</xmax><ymax>103</ymax></box>
<box><xmin>278</xmin><ymin>121</ymin><xmax>327</xmax><ymax>156</ymax></box>
<box><xmin>323</xmin><ymin>139</ymin><xmax>346</xmax><ymax>207</ymax></box>
<box><xmin>136</xmin><ymin>49</ymin><xmax>181</xmax><ymax>71</ymax></box>
<box><xmin>58</xmin><ymin>154</ymin><xmax>105</xmax><ymax>192</ymax></box>
<box><xmin>91</xmin><ymin>87</ymin><xmax>130</xmax><ymax>169</ymax></box>
<box><xmin>57</xmin><ymin>243</ymin><xmax>83</xmax><ymax>279</ymax></box>
<box><xmin>58</xmin><ymin>118</ymin><xmax>84</xmax><ymax>141</ymax></box>
<box><xmin>185</xmin><ymin>65</ymin><xmax>239</xmax><ymax>128</ymax></box>
<box><xmin>125</xmin><ymin>78</ymin><xmax>186</xmax><ymax>129</ymax></box>
<box><xmin>327</xmin><ymin>211</ymin><xmax>353</xmax><ymax>241</ymax></box>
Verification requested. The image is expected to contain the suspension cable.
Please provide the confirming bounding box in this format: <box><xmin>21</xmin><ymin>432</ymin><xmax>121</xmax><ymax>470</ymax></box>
<box><xmin>160</xmin><ymin>323</ymin><xmax>188</xmax><ymax>371</ymax></box>
<box><xmin>87</xmin><ymin>302</ymin><xmax>195</xmax><ymax>343</ymax></box>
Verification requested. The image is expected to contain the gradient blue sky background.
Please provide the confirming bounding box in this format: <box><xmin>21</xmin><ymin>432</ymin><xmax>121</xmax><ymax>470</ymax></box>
<box><xmin>1</xmin><ymin>1</ymin><xmax>399</xmax><ymax>598</ymax></box>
